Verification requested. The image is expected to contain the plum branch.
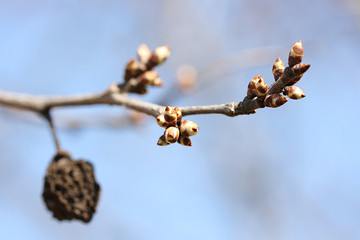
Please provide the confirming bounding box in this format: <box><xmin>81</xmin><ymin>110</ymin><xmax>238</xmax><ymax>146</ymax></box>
<box><xmin>0</xmin><ymin>41</ymin><xmax>310</xmax><ymax>222</ymax></box>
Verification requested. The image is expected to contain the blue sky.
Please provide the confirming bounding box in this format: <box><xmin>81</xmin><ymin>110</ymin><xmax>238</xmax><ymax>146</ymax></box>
<box><xmin>0</xmin><ymin>0</ymin><xmax>360</xmax><ymax>239</ymax></box>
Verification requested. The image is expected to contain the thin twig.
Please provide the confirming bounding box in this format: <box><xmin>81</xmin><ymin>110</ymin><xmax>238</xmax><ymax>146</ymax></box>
<box><xmin>41</xmin><ymin>109</ymin><xmax>61</xmax><ymax>152</ymax></box>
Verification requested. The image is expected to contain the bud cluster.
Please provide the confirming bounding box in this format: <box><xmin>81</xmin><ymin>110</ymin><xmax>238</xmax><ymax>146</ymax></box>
<box><xmin>123</xmin><ymin>44</ymin><xmax>170</xmax><ymax>94</ymax></box>
<box><xmin>156</xmin><ymin>106</ymin><xmax>199</xmax><ymax>147</ymax></box>
<box><xmin>259</xmin><ymin>40</ymin><xmax>308</xmax><ymax>108</ymax></box>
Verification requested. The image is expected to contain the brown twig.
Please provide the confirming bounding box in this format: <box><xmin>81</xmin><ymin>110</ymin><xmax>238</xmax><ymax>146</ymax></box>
<box><xmin>41</xmin><ymin>109</ymin><xmax>61</xmax><ymax>152</ymax></box>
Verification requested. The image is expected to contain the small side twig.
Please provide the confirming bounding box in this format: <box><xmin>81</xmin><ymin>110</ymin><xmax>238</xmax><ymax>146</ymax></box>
<box><xmin>41</xmin><ymin>109</ymin><xmax>61</xmax><ymax>152</ymax></box>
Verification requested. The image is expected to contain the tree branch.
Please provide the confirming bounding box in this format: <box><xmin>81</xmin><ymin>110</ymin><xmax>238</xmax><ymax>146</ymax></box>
<box><xmin>0</xmin><ymin>64</ymin><xmax>310</xmax><ymax>121</ymax></box>
<box><xmin>0</xmin><ymin>63</ymin><xmax>309</xmax><ymax>118</ymax></box>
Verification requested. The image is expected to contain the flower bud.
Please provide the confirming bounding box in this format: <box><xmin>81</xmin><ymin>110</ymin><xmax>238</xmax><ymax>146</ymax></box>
<box><xmin>124</xmin><ymin>59</ymin><xmax>139</xmax><ymax>81</ymax></box>
<box><xmin>284</xmin><ymin>86</ymin><xmax>306</xmax><ymax>100</ymax></box>
<box><xmin>156</xmin><ymin>114</ymin><xmax>167</xmax><ymax>128</ymax></box>
<box><xmin>153</xmin><ymin>46</ymin><xmax>170</xmax><ymax>65</ymax></box>
<box><xmin>179</xmin><ymin>120</ymin><xmax>199</xmax><ymax>137</ymax></box>
<box><xmin>286</xmin><ymin>75</ymin><xmax>302</xmax><ymax>86</ymax></box>
<box><xmin>128</xmin><ymin>82</ymin><xmax>148</xmax><ymax>95</ymax></box>
<box><xmin>174</xmin><ymin>107</ymin><xmax>182</xmax><ymax>123</ymax></box>
<box><xmin>164</xmin><ymin>106</ymin><xmax>177</xmax><ymax>125</ymax></box>
<box><xmin>288</xmin><ymin>40</ymin><xmax>303</xmax><ymax>67</ymax></box>
<box><xmin>264</xmin><ymin>94</ymin><xmax>288</xmax><ymax>108</ymax></box>
<box><xmin>247</xmin><ymin>75</ymin><xmax>259</xmax><ymax>99</ymax></box>
<box><xmin>178</xmin><ymin>136</ymin><xmax>192</xmax><ymax>146</ymax></box>
<box><xmin>255</xmin><ymin>75</ymin><xmax>268</xmax><ymax>98</ymax></box>
<box><xmin>137</xmin><ymin>44</ymin><xmax>151</xmax><ymax>64</ymax></box>
<box><xmin>272</xmin><ymin>58</ymin><xmax>285</xmax><ymax>81</ymax></box>
<box><xmin>157</xmin><ymin>135</ymin><xmax>170</xmax><ymax>146</ymax></box>
<box><xmin>139</xmin><ymin>71</ymin><xmax>159</xmax><ymax>85</ymax></box>
<box><xmin>151</xmin><ymin>78</ymin><xmax>164</xmax><ymax>86</ymax></box>
<box><xmin>164</xmin><ymin>127</ymin><xmax>180</xmax><ymax>143</ymax></box>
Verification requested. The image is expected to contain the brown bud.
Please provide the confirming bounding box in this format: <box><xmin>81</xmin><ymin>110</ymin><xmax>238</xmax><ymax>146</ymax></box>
<box><xmin>157</xmin><ymin>135</ymin><xmax>170</xmax><ymax>146</ymax></box>
<box><xmin>179</xmin><ymin>120</ymin><xmax>199</xmax><ymax>137</ymax></box>
<box><xmin>42</xmin><ymin>151</ymin><xmax>100</xmax><ymax>223</ymax></box>
<box><xmin>178</xmin><ymin>136</ymin><xmax>192</xmax><ymax>146</ymax></box>
<box><xmin>164</xmin><ymin>106</ymin><xmax>177</xmax><ymax>125</ymax></box>
<box><xmin>264</xmin><ymin>94</ymin><xmax>288</xmax><ymax>108</ymax></box>
<box><xmin>156</xmin><ymin>114</ymin><xmax>168</xmax><ymax>128</ymax></box>
<box><xmin>291</xmin><ymin>63</ymin><xmax>310</xmax><ymax>76</ymax></box>
<box><xmin>124</xmin><ymin>59</ymin><xmax>139</xmax><ymax>81</ymax></box>
<box><xmin>247</xmin><ymin>75</ymin><xmax>259</xmax><ymax>99</ymax></box>
<box><xmin>286</xmin><ymin>75</ymin><xmax>303</xmax><ymax>86</ymax></box>
<box><xmin>139</xmin><ymin>71</ymin><xmax>159</xmax><ymax>85</ymax></box>
<box><xmin>272</xmin><ymin>58</ymin><xmax>285</xmax><ymax>81</ymax></box>
<box><xmin>128</xmin><ymin>82</ymin><xmax>148</xmax><ymax>95</ymax></box>
<box><xmin>288</xmin><ymin>40</ymin><xmax>303</xmax><ymax>67</ymax></box>
<box><xmin>255</xmin><ymin>75</ymin><xmax>268</xmax><ymax>98</ymax></box>
<box><xmin>284</xmin><ymin>86</ymin><xmax>306</xmax><ymax>100</ymax></box>
<box><xmin>174</xmin><ymin>107</ymin><xmax>182</xmax><ymax>123</ymax></box>
<box><xmin>164</xmin><ymin>127</ymin><xmax>180</xmax><ymax>143</ymax></box>
<box><xmin>137</xmin><ymin>44</ymin><xmax>151</xmax><ymax>64</ymax></box>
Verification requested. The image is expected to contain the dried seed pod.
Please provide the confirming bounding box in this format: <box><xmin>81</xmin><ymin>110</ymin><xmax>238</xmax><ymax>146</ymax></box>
<box><xmin>272</xmin><ymin>58</ymin><xmax>285</xmax><ymax>81</ymax></box>
<box><xmin>42</xmin><ymin>151</ymin><xmax>100</xmax><ymax>223</ymax></box>
<box><xmin>139</xmin><ymin>71</ymin><xmax>159</xmax><ymax>85</ymax></box>
<box><xmin>137</xmin><ymin>44</ymin><xmax>151</xmax><ymax>64</ymax></box>
<box><xmin>288</xmin><ymin>40</ymin><xmax>303</xmax><ymax>67</ymax></box>
<box><xmin>178</xmin><ymin>136</ymin><xmax>192</xmax><ymax>146</ymax></box>
<box><xmin>157</xmin><ymin>135</ymin><xmax>170</xmax><ymax>146</ymax></box>
<box><xmin>164</xmin><ymin>126</ymin><xmax>180</xmax><ymax>143</ymax></box>
<box><xmin>255</xmin><ymin>75</ymin><xmax>268</xmax><ymax>98</ymax></box>
<box><xmin>264</xmin><ymin>94</ymin><xmax>288</xmax><ymax>108</ymax></box>
<box><xmin>164</xmin><ymin>106</ymin><xmax>177</xmax><ymax>125</ymax></box>
<box><xmin>284</xmin><ymin>86</ymin><xmax>306</xmax><ymax>100</ymax></box>
<box><xmin>174</xmin><ymin>107</ymin><xmax>182</xmax><ymax>123</ymax></box>
<box><xmin>156</xmin><ymin>114</ymin><xmax>168</xmax><ymax>128</ymax></box>
<box><xmin>247</xmin><ymin>75</ymin><xmax>259</xmax><ymax>99</ymax></box>
<box><xmin>179</xmin><ymin>120</ymin><xmax>199</xmax><ymax>137</ymax></box>
<box><xmin>124</xmin><ymin>59</ymin><xmax>139</xmax><ymax>81</ymax></box>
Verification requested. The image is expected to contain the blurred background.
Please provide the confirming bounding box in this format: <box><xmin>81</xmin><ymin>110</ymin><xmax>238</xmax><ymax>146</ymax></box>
<box><xmin>0</xmin><ymin>0</ymin><xmax>360</xmax><ymax>239</ymax></box>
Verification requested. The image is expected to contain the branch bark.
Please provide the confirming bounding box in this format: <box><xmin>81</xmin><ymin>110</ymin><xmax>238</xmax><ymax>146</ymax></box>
<box><xmin>0</xmin><ymin>63</ymin><xmax>309</xmax><ymax>118</ymax></box>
